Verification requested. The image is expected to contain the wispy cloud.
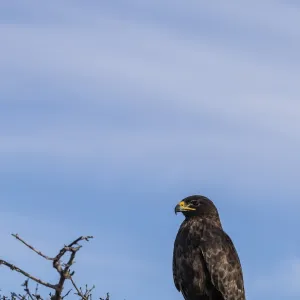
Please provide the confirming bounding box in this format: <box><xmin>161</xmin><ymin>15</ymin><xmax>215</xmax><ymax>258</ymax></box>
<box><xmin>1</xmin><ymin>18</ymin><xmax>300</xmax><ymax>146</ymax></box>
<box><xmin>1</xmin><ymin>3</ymin><xmax>300</xmax><ymax>202</ymax></box>
<box><xmin>1</xmin><ymin>2</ymin><xmax>300</xmax><ymax>300</ymax></box>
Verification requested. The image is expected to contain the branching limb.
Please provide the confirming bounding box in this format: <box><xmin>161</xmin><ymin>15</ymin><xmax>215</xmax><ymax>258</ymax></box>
<box><xmin>53</xmin><ymin>236</ymin><xmax>93</xmax><ymax>267</ymax></box>
<box><xmin>0</xmin><ymin>234</ymin><xmax>95</xmax><ymax>300</ymax></box>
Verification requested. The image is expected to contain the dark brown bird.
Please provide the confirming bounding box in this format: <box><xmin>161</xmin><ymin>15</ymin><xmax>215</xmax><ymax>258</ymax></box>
<box><xmin>173</xmin><ymin>195</ymin><xmax>245</xmax><ymax>300</ymax></box>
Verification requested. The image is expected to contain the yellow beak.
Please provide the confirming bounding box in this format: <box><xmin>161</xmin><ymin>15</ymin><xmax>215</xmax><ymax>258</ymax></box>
<box><xmin>174</xmin><ymin>201</ymin><xmax>196</xmax><ymax>214</ymax></box>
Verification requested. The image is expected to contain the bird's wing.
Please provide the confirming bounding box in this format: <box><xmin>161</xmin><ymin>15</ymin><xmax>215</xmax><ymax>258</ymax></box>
<box><xmin>200</xmin><ymin>227</ymin><xmax>245</xmax><ymax>300</ymax></box>
<box><xmin>172</xmin><ymin>230</ymin><xmax>181</xmax><ymax>292</ymax></box>
<box><xmin>172</xmin><ymin>247</ymin><xmax>180</xmax><ymax>291</ymax></box>
<box><xmin>172</xmin><ymin>241</ymin><xmax>193</xmax><ymax>300</ymax></box>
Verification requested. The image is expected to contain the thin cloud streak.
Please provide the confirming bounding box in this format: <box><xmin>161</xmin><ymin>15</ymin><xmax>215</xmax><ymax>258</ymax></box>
<box><xmin>1</xmin><ymin>3</ymin><xmax>300</xmax><ymax>300</ymax></box>
<box><xmin>1</xmin><ymin>20</ymin><xmax>300</xmax><ymax>138</ymax></box>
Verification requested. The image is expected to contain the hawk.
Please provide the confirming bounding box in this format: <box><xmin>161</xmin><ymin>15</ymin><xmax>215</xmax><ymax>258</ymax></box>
<box><xmin>173</xmin><ymin>195</ymin><xmax>245</xmax><ymax>300</ymax></box>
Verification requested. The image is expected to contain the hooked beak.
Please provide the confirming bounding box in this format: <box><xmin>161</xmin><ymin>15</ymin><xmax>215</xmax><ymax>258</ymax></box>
<box><xmin>174</xmin><ymin>201</ymin><xmax>196</xmax><ymax>215</ymax></box>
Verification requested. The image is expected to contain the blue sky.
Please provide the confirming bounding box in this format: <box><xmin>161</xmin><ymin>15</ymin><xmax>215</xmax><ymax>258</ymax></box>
<box><xmin>1</xmin><ymin>1</ymin><xmax>300</xmax><ymax>299</ymax></box>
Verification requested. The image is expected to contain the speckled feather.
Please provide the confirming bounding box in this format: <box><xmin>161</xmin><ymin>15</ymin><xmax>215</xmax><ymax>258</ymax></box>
<box><xmin>173</xmin><ymin>207</ymin><xmax>245</xmax><ymax>300</ymax></box>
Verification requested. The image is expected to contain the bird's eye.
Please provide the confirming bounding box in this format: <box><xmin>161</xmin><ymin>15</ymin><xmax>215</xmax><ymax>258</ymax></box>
<box><xmin>190</xmin><ymin>200</ymin><xmax>199</xmax><ymax>206</ymax></box>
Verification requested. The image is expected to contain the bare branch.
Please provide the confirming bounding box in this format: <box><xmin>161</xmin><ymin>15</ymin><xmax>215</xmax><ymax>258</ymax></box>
<box><xmin>0</xmin><ymin>260</ymin><xmax>57</xmax><ymax>290</ymax></box>
<box><xmin>1</xmin><ymin>234</ymin><xmax>95</xmax><ymax>300</ymax></box>
<box><xmin>61</xmin><ymin>289</ymin><xmax>72</xmax><ymax>299</ymax></box>
<box><xmin>11</xmin><ymin>234</ymin><xmax>54</xmax><ymax>261</ymax></box>
<box><xmin>54</xmin><ymin>236</ymin><xmax>93</xmax><ymax>264</ymax></box>
<box><xmin>70</xmin><ymin>277</ymin><xmax>86</xmax><ymax>300</ymax></box>
<box><xmin>22</xmin><ymin>279</ymin><xmax>34</xmax><ymax>300</ymax></box>
<box><xmin>100</xmin><ymin>292</ymin><xmax>110</xmax><ymax>300</ymax></box>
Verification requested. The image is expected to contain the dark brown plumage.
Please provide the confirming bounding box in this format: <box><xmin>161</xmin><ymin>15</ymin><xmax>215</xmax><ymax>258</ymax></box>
<box><xmin>173</xmin><ymin>195</ymin><xmax>245</xmax><ymax>300</ymax></box>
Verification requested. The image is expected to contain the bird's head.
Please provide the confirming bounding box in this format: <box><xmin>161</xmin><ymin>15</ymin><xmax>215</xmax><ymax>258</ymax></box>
<box><xmin>175</xmin><ymin>195</ymin><xmax>221</xmax><ymax>221</ymax></box>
